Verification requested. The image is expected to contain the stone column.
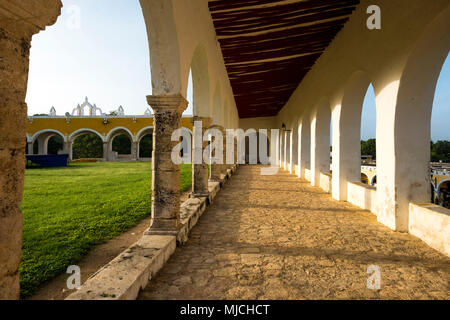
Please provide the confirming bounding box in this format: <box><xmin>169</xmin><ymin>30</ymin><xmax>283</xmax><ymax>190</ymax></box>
<box><xmin>0</xmin><ymin>0</ymin><xmax>62</xmax><ymax>300</ymax></box>
<box><xmin>103</xmin><ymin>142</ymin><xmax>109</xmax><ymax>161</ymax></box>
<box><xmin>221</xmin><ymin>127</ymin><xmax>228</xmax><ymax>175</ymax></box>
<box><xmin>63</xmin><ymin>142</ymin><xmax>72</xmax><ymax>160</ymax></box>
<box><xmin>146</xmin><ymin>94</ymin><xmax>188</xmax><ymax>236</ymax></box>
<box><xmin>191</xmin><ymin>116</ymin><xmax>212</xmax><ymax>197</ymax></box>
<box><xmin>131</xmin><ymin>141</ymin><xmax>138</xmax><ymax>161</ymax></box>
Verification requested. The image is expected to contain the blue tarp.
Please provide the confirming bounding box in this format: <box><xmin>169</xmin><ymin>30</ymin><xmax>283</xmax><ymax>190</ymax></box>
<box><xmin>26</xmin><ymin>154</ymin><xmax>69</xmax><ymax>167</ymax></box>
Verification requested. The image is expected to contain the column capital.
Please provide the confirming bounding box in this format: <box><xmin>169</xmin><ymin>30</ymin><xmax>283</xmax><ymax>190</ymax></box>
<box><xmin>191</xmin><ymin>116</ymin><xmax>212</xmax><ymax>128</ymax></box>
<box><xmin>0</xmin><ymin>0</ymin><xmax>62</xmax><ymax>38</ymax></box>
<box><xmin>146</xmin><ymin>94</ymin><xmax>188</xmax><ymax>114</ymax></box>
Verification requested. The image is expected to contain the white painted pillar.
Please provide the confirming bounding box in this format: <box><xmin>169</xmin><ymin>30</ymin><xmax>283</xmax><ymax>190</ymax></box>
<box><xmin>63</xmin><ymin>142</ymin><xmax>72</xmax><ymax>160</ymax></box>
<box><xmin>290</xmin><ymin>128</ymin><xmax>297</xmax><ymax>174</ymax></box>
<box><xmin>279</xmin><ymin>133</ymin><xmax>284</xmax><ymax>168</ymax></box>
<box><xmin>332</xmin><ymin>72</ymin><xmax>370</xmax><ymax>201</ymax></box>
<box><xmin>27</xmin><ymin>142</ymin><xmax>33</xmax><ymax>155</ymax></box>
<box><xmin>331</xmin><ymin>104</ymin><xmax>363</xmax><ymax>201</ymax></box>
<box><xmin>298</xmin><ymin>120</ymin><xmax>310</xmax><ymax>179</ymax></box>
<box><xmin>310</xmin><ymin>104</ymin><xmax>331</xmax><ymax>187</ymax></box>
<box><xmin>103</xmin><ymin>142</ymin><xmax>108</xmax><ymax>161</ymax></box>
<box><xmin>284</xmin><ymin>130</ymin><xmax>290</xmax><ymax>171</ymax></box>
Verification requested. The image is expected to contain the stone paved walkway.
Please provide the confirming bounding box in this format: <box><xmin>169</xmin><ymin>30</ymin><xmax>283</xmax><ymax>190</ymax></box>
<box><xmin>139</xmin><ymin>165</ymin><xmax>450</xmax><ymax>300</ymax></box>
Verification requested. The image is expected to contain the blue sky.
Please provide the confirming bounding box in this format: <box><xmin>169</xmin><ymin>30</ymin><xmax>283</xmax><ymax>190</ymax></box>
<box><xmin>27</xmin><ymin>0</ymin><xmax>193</xmax><ymax>117</ymax></box>
<box><xmin>27</xmin><ymin>0</ymin><xmax>448</xmax><ymax>140</ymax></box>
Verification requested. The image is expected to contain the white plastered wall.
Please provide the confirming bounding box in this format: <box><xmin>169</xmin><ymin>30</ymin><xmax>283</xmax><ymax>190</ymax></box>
<box><xmin>240</xmin><ymin>0</ymin><xmax>450</xmax><ymax>234</ymax></box>
<box><xmin>139</xmin><ymin>0</ymin><xmax>239</xmax><ymax>128</ymax></box>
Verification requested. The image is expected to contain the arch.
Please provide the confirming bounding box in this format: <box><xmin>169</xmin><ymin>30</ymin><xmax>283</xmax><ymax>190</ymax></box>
<box><xmin>211</xmin><ymin>82</ymin><xmax>222</xmax><ymax>125</ymax></box>
<box><xmin>436</xmin><ymin>179</ymin><xmax>450</xmax><ymax>208</ymax></box>
<box><xmin>331</xmin><ymin>70</ymin><xmax>372</xmax><ymax>201</ymax></box>
<box><xmin>389</xmin><ymin>5</ymin><xmax>450</xmax><ymax>230</ymax></box>
<box><xmin>223</xmin><ymin>100</ymin><xmax>229</xmax><ymax>129</ymax></box>
<box><xmin>361</xmin><ymin>173</ymin><xmax>369</xmax><ymax>184</ymax></box>
<box><xmin>136</xmin><ymin>126</ymin><xmax>154</xmax><ymax>142</ymax></box>
<box><xmin>71</xmin><ymin>131</ymin><xmax>104</xmax><ymax>160</ymax></box>
<box><xmin>106</xmin><ymin>127</ymin><xmax>134</xmax><ymax>160</ymax></box>
<box><xmin>297</xmin><ymin>114</ymin><xmax>311</xmax><ymax>179</ymax></box>
<box><xmin>140</xmin><ymin>0</ymin><xmax>182</xmax><ymax>95</ymax></box>
<box><xmin>31</xmin><ymin>129</ymin><xmax>66</xmax><ymax>143</ymax></box>
<box><xmin>437</xmin><ymin>179</ymin><xmax>450</xmax><ymax>194</ymax></box>
<box><xmin>136</xmin><ymin>126</ymin><xmax>154</xmax><ymax>159</ymax></box>
<box><xmin>106</xmin><ymin>126</ymin><xmax>134</xmax><ymax>143</ymax></box>
<box><xmin>190</xmin><ymin>44</ymin><xmax>211</xmax><ymax>117</ymax></box>
<box><xmin>69</xmin><ymin>128</ymin><xmax>105</xmax><ymax>143</ymax></box>
<box><xmin>310</xmin><ymin>98</ymin><xmax>331</xmax><ymax>187</ymax></box>
<box><xmin>111</xmin><ymin>133</ymin><xmax>132</xmax><ymax>156</ymax></box>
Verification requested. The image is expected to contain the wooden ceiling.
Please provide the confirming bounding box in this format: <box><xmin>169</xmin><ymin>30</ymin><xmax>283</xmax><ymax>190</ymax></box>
<box><xmin>208</xmin><ymin>0</ymin><xmax>360</xmax><ymax>118</ymax></box>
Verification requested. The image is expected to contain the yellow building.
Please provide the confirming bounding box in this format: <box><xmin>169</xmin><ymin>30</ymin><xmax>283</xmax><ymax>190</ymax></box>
<box><xmin>27</xmin><ymin>99</ymin><xmax>193</xmax><ymax>161</ymax></box>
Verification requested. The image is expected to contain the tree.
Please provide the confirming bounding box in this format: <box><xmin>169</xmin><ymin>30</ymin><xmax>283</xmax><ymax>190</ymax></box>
<box><xmin>72</xmin><ymin>134</ymin><xmax>103</xmax><ymax>159</ymax></box>
<box><xmin>139</xmin><ymin>135</ymin><xmax>153</xmax><ymax>158</ymax></box>
<box><xmin>47</xmin><ymin>136</ymin><xmax>63</xmax><ymax>155</ymax></box>
<box><xmin>112</xmin><ymin>134</ymin><xmax>131</xmax><ymax>155</ymax></box>
<box><xmin>431</xmin><ymin>140</ymin><xmax>450</xmax><ymax>162</ymax></box>
<box><xmin>361</xmin><ymin>139</ymin><xmax>376</xmax><ymax>159</ymax></box>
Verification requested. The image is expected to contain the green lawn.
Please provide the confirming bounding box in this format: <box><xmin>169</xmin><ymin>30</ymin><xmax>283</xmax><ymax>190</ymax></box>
<box><xmin>20</xmin><ymin>162</ymin><xmax>192</xmax><ymax>298</ymax></box>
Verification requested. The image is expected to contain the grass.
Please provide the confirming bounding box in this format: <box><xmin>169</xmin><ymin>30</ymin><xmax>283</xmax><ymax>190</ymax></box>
<box><xmin>20</xmin><ymin>162</ymin><xmax>192</xmax><ymax>299</ymax></box>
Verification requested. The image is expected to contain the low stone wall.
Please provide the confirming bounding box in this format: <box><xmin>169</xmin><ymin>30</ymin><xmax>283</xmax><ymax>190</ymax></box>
<box><xmin>66</xmin><ymin>235</ymin><xmax>175</xmax><ymax>300</ymax></box>
<box><xmin>409</xmin><ymin>203</ymin><xmax>450</xmax><ymax>257</ymax></box>
<box><xmin>347</xmin><ymin>182</ymin><xmax>377</xmax><ymax>215</ymax></box>
<box><xmin>319</xmin><ymin>172</ymin><xmax>332</xmax><ymax>194</ymax></box>
<box><xmin>66</xmin><ymin>167</ymin><xmax>237</xmax><ymax>300</ymax></box>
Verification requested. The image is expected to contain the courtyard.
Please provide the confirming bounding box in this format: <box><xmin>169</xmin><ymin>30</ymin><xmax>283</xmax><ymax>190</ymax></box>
<box><xmin>21</xmin><ymin>162</ymin><xmax>191</xmax><ymax>298</ymax></box>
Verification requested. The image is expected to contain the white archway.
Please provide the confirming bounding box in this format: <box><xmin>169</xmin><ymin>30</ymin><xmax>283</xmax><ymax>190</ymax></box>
<box><xmin>136</xmin><ymin>126</ymin><xmax>154</xmax><ymax>143</ymax></box>
<box><xmin>190</xmin><ymin>44</ymin><xmax>211</xmax><ymax>117</ymax></box>
<box><xmin>69</xmin><ymin>128</ymin><xmax>105</xmax><ymax>143</ymax></box>
<box><xmin>106</xmin><ymin>127</ymin><xmax>134</xmax><ymax>143</ymax></box>
<box><xmin>310</xmin><ymin>98</ymin><xmax>331</xmax><ymax>187</ymax></box>
<box><xmin>31</xmin><ymin>129</ymin><xmax>66</xmax><ymax>143</ymax></box>
<box><xmin>385</xmin><ymin>5</ymin><xmax>450</xmax><ymax>231</ymax></box>
<box><xmin>331</xmin><ymin>70</ymin><xmax>372</xmax><ymax>201</ymax></box>
<box><xmin>136</xmin><ymin>126</ymin><xmax>154</xmax><ymax>159</ymax></box>
<box><xmin>211</xmin><ymin>82</ymin><xmax>222</xmax><ymax>126</ymax></box>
